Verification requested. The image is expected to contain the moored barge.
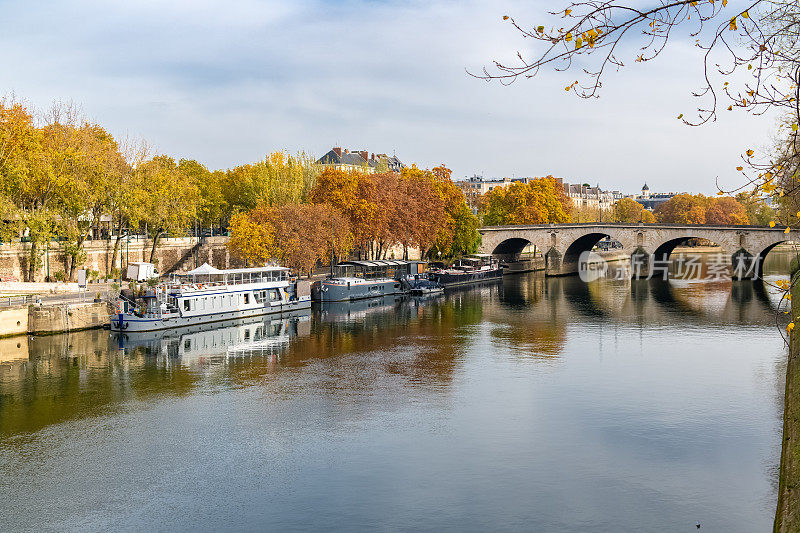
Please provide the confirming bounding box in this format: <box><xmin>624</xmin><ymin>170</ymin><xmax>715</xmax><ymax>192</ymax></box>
<box><xmin>428</xmin><ymin>255</ymin><xmax>502</xmax><ymax>287</ymax></box>
<box><xmin>312</xmin><ymin>260</ymin><xmax>427</xmax><ymax>302</ymax></box>
<box><xmin>110</xmin><ymin>263</ymin><xmax>311</xmax><ymax>332</ymax></box>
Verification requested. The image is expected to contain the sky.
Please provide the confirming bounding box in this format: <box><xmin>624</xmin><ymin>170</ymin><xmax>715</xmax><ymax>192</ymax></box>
<box><xmin>0</xmin><ymin>0</ymin><xmax>781</xmax><ymax>194</ymax></box>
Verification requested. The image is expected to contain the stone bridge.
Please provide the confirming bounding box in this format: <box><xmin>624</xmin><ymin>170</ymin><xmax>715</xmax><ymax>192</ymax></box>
<box><xmin>479</xmin><ymin>223</ymin><xmax>798</xmax><ymax>278</ymax></box>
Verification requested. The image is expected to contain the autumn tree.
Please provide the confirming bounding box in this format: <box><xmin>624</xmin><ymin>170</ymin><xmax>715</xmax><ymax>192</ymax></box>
<box><xmin>310</xmin><ymin>168</ymin><xmax>380</xmax><ymax>259</ymax></box>
<box><xmin>611</xmin><ymin>197</ymin><xmax>655</xmax><ymax>223</ymax></box>
<box><xmin>138</xmin><ymin>155</ymin><xmax>200</xmax><ymax>263</ymax></box>
<box><xmin>222</xmin><ymin>151</ymin><xmax>321</xmax><ymax>216</ymax></box>
<box><xmin>736</xmin><ymin>191</ymin><xmax>775</xmax><ymax>225</ymax></box>
<box><xmin>655</xmin><ymin>194</ymin><xmax>710</xmax><ymax>224</ymax></box>
<box><xmin>107</xmin><ymin>137</ymin><xmax>149</xmax><ymax>277</ymax></box>
<box><xmin>178</xmin><ymin>159</ymin><xmax>227</xmax><ymax>231</ymax></box>
<box><xmin>481</xmin><ymin>177</ymin><xmax>572</xmax><ymax>226</ymax></box>
<box><xmin>402</xmin><ymin>165</ymin><xmax>481</xmax><ymax>259</ymax></box>
<box><xmin>228</xmin><ymin>203</ymin><xmax>351</xmax><ymax>277</ymax></box>
<box><xmin>705</xmin><ymin>196</ymin><xmax>749</xmax><ymax>225</ymax></box>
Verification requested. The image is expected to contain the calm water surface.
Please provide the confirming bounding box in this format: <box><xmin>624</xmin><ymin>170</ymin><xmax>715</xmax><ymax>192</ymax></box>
<box><xmin>0</xmin><ymin>254</ymin><xmax>794</xmax><ymax>532</ymax></box>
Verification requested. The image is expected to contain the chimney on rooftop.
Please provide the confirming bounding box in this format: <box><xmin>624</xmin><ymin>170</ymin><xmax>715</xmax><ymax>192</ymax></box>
<box><xmin>344</xmin><ymin>149</ymin><xmax>349</xmax><ymax>153</ymax></box>
<box><xmin>333</xmin><ymin>147</ymin><xmax>342</xmax><ymax>156</ymax></box>
<box><xmin>370</xmin><ymin>153</ymin><xmax>374</xmax><ymax>161</ymax></box>
<box><xmin>359</xmin><ymin>150</ymin><xmax>368</xmax><ymax>162</ymax></box>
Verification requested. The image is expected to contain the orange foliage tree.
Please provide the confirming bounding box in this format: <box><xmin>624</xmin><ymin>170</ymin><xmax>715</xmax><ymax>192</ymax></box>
<box><xmin>480</xmin><ymin>177</ymin><xmax>572</xmax><ymax>226</ymax></box>
<box><xmin>705</xmin><ymin>197</ymin><xmax>749</xmax><ymax>225</ymax></box>
<box><xmin>228</xmin><ymin>203</ymin><xmax>350</xmax><ymax>277</ymax></box>
<box><xmin>310</xmin><ymin>166</ymin><xmax>479</xmax><ymax>260</ymax></box>
<box><xmin>655</xmin><ymin>194</ymin><xmax>749</xmax><ymax>225</ymax></box>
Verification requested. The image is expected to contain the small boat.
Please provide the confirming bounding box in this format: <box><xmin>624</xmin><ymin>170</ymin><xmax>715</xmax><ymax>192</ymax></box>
<box><xmin>407</xmin><ymin>279</ymin><xmax>444</xmax><ymax>296</ymax></box>
<box><xmin>312</xmin><ymin>260</ymin><xmax>427</xmax><ymax>302</ymax></box>
<box><xmin>110</xmin><ymin>263</ymin><xmax>311</xmax><ymax>332</ymax></box>
<box><xmin>428</xmin><ymin>255</ymin><xmax>503</xmax><ymax>287</ymax></box>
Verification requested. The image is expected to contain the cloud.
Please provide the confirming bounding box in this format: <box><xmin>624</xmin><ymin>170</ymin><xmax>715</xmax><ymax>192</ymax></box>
<box><xmin>0</xmin><ymin>0</ymin><xmax>778</xmax><ymax>194</ymax></box>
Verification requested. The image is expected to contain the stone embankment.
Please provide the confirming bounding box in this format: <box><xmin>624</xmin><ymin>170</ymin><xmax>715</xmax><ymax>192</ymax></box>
<box><xmin>0</xmin><ymin>236</ymin><xmax>234</xmax><ymax>282</ymax></box>
<box><xmin>776</xmin><ymin>274</ymin><xmax>800</xmax><ymax>531</ymax></box>
<box><xmin>0</xmin><ymin>301</ymin><xmax>113</xmax><ymax>338</ymax></box>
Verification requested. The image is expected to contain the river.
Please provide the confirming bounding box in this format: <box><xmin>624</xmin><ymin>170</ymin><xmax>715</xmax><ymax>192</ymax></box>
<box><xmin>0</xmin><ymin>251</ymin><xmax>793</xmax><ymax>532</ymax></box>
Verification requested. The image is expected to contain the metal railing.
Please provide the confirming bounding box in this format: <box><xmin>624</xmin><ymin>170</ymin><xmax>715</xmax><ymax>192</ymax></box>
<box><xmin>0</xmin><ymin>295</ymin><xmax>34</xmax><ymax>308</ymax></box>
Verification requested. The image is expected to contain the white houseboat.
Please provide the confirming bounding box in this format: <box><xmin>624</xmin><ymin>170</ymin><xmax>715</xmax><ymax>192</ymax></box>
<box><xmin>110</xmin><ymin>263</ymin><xmax>311</xmax><ymax>332</ymax></box>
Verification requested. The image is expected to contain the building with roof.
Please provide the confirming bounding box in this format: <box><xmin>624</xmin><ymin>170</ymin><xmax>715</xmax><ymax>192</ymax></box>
<box><xmin>316</xmin><ymin>147</ymin><xmax>405</xmax><ymax>174</ymax></box>
<box><xmin>456</xmin><ymin>175</ymin><xmax>619</xmax><ymax>211</ymax></box>
<box><xmin>633</xmin><ymin>183</ymin><xmax>675</xmax><ymax>210</ymax></box>
<box><xmin>565</xmin><ymin>183</ymin><xmax>616</xmax><ymax>211</ymax></box>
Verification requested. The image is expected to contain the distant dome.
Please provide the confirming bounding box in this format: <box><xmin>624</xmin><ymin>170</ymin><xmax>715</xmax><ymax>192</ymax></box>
<box><xmin>642</xmin><ymin>183</ymin><xmax>650</xmax><ymax>190</ymax></box>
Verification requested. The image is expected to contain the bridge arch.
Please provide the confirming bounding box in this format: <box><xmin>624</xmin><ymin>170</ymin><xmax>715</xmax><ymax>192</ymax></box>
<box><xmin>751</xmin><ymin>240</ymin><xmax>796</xmax><ymax>278</ymax></box>
<box><xmin>547</xmin><ymin>232</ymin><xmax>615</xmax><ymax>276</ymax></box>
<box><xmin>491</xmin><ymin>237</ymin><xmax>534</xmax><ymax>261</ymax></box>
<box><xmin>562</xmin><ymin>232</ymin><xmax>613</xmax><ymax>265</ymax></box>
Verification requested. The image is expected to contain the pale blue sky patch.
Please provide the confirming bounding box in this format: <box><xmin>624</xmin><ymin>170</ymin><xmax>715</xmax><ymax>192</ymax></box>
<box><xmin>0</xmin><ymin>0</ymin><xmax>778</xmax><ymax>194</ymax></box>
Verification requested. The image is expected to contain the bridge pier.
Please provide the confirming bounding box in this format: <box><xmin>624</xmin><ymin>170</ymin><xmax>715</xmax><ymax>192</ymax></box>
<box><xmin>630</xmin><ymin>247</ymin><xmax>652</xmax><ymax>279</ymax></box>
<box><xmin>731</xmin><ymin>248</ymin><xmax>760</xmax><ymax>281</ymax></box>
<box><xmin>545</xmin><ymin>247</ymin><xmax>575</xmax><ymax>276</ymax></box>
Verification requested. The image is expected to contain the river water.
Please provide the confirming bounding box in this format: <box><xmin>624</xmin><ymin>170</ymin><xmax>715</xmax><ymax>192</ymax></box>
<box><xmin>0</xmin><ymin>252</ymin><xmax>794</xmax><ymax>532</ymax></box>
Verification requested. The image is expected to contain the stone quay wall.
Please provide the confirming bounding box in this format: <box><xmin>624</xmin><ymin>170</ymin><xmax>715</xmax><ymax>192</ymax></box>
<box><xmin>0</xmin><ymin>236</ymin><xmax>236</xmax><ymax>281</ymax></box>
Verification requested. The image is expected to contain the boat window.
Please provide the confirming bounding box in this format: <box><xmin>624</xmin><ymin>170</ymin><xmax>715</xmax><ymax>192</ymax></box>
<box><xmin>269</xmin><ymin>289</ymin><xmax>280</xmax><ymax>301</ymax></box>
<box><xmin>244</xmin><ymin>293</ymin><xmax>250</xmax><ymax>305</ymax></box>
<box><xmin>183</xmin><ymin>300</ymin><xmax>190</xmax><ymax>312</ymax></box>
<box><xmin>184</xmin><ymin>339</ymin><xmax>191</xmax><ymax>351</ymax></box>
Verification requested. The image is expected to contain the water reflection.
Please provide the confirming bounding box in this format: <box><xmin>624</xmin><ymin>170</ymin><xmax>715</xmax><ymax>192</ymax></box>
<box><xmin>1</xmin><ymin>265</ymin><xmax>789</xmax><ymax>439</ymax></box>
<box><xmin>0</xmin><ymin>253</ymin><xmax>793</xmax><ymax>532</ymax></box>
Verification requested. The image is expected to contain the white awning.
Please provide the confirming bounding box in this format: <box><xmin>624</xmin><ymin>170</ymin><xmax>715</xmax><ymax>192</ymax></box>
<box><xmin>186</xmin><ymin>263</ymin><xmax>224</xmax><ymax>276</ymax></box>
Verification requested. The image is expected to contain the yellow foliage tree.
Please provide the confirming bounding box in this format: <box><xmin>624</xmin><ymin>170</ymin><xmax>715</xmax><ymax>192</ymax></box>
<box><xmin>481</xmin><ymin>177</ymin><xmax>572</xmax><ymax>226</ymax></box>
<box><xmin>611</xmin><ymin>197</ymin><xmax>655</xmax><ymax>223</ymax></box>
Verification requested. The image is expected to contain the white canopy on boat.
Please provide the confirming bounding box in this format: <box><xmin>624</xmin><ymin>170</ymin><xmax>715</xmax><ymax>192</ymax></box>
<box><xmin>186</xmin><ymin>263</ymin><xmax>224</xmax><ymax>276</ymax></box>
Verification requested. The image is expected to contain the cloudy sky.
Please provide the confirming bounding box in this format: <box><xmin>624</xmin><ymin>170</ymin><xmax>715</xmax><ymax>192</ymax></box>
<box><xmin>0</xmin><ymin>0</ymin><xmax>779</xmax><ymax>194</ymax></box>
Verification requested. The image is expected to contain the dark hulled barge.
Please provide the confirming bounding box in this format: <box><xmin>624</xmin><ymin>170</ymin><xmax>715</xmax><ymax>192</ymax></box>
<box><xmin>428</xmin><ymin>255</ymin><xmax>502</xmax><ymax>287</ymax></box>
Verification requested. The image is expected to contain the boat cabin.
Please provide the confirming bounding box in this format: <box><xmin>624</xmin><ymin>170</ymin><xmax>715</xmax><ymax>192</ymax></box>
<box><xmin>331</xmin><ymin>260</ymin><xmax>425</xmax><ymax>281</ymax></box>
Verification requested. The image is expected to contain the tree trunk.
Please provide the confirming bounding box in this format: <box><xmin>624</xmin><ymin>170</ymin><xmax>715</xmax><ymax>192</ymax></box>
<box><xmin>68</xmin><ymin>234</ymin><xmax>86</xmax><ymax>281</ymax></box>
<box><xmin>149</xmin><ymin>230</ymin><xmax>163</xmax><ymax>264</ymax></box>
<box><xmin>28</xmin><ymin>241</ymin><xmax>38</xmax><ymax>282</ymax></box>
<box><xmin>109</xmin><ymin>219</ymin><xmax>123</xmax><ymax>277</ymax></box>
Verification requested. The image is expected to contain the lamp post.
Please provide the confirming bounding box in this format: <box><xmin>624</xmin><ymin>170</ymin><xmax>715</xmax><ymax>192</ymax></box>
<box><xmin>597</xmin><ymin>182</ymin><xmax>602</xmax><ymax>223</ymax></box>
